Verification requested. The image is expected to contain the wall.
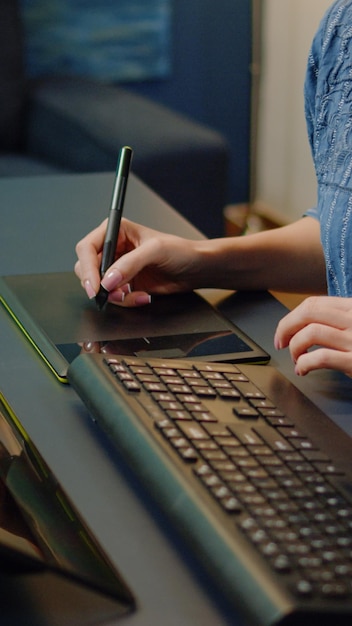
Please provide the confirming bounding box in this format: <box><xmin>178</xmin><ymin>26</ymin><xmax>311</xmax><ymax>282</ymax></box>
<box><xmin>128</xmin><ymin>0</ymin><xmax>252</xmax><ymax>204</ymax></box>
<box><xmin>255</xmin><ymin>0</ymin><xmax>332</xmax><ymax>222</ymax></box>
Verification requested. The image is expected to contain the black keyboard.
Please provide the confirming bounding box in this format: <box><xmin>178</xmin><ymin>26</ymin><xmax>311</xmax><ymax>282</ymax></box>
<box><xmin>68</xmin><ymin>353</ymin><xmax>352</xmax><ymax>626</ymax></box>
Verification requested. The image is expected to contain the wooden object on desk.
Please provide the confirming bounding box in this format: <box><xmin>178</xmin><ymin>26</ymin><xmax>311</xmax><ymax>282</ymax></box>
<box><xmin>270</xmin><ymin>291</ymin><xmax>307</xmax><ymax>310</ymax></box>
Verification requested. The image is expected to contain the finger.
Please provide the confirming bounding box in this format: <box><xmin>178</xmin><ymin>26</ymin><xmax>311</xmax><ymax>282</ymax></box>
<box><xmin>295</xmin><ymin>348</ymin><xmax>352</xmax><ymax>378</ymax></box>
<box><xmin>275</xmin><ymin>296</ymin><xmax>352</xmax><ymax>349</ymax></box>
<box><xmin>101</xmin><ymin>239</ymin><xmax>161</xmax><ymax>292</ymax></box>
<box><xmin>288</xmin><ymin>323</ymin><xmax>352</xmax><ymax>363</ymax></box>
<box><xmin>81</xmin><ymin>341</ymin><xmax>101</xmax><ymax>353</ymax></box>
<box><xmin>108</xmin><ymin>290</ymin><xmax>151</xmax><ymax>308</ymax></box>
<box><xmin>75</xmin><ymin>220</ymin><xmax>107</xmax><ymax>295</ymax></box>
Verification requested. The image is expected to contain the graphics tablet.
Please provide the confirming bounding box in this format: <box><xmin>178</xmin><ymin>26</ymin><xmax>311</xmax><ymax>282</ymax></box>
<box><xmin>0</xmin><ymin>272</ymin><xmax>270</xmax><ymax>383</ymax></box>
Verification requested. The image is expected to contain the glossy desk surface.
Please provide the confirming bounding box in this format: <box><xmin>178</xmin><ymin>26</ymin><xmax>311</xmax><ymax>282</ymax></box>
<box><xmin>0</xmin><ymin>172</ymin><xmax>351</xmax><ymax>626</ymax></box>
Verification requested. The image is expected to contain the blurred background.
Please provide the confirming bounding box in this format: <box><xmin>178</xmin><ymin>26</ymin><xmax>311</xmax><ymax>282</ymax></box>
<box><xmin>1</xmin><ymin>1</ymin><xmax>333</xmax><ymax>235</ymax></box>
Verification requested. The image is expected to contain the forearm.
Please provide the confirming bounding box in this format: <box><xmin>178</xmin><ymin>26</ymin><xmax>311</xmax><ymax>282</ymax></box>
<box><xmin>194</xmin><ymin>217</ymin><xmax>327</xmax><ymax>293</ymax></box>
<box><xmin>75</xmin><ymin>215</ymin><xmax>327</xmax><ymax>305</ymax></box>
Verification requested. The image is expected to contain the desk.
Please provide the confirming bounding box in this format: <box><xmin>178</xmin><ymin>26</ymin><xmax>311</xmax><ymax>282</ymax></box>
<box><xmin>0</xmin><ymin>172</ymin><xmax>351</xmax><ymax>626</ymax></box>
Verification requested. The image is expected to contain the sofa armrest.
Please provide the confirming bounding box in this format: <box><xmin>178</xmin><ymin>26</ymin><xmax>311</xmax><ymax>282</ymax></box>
<box><xmin>26</xmin><ymin>76</ymin><xmax>229</xmax><ymax>236</ymax></box>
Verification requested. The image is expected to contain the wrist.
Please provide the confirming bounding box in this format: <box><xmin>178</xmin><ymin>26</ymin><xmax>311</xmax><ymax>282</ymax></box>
<box><xmin>192</xmin><ymin>237</ymin><xmax>246</xmax><ymax>289</ymax></box>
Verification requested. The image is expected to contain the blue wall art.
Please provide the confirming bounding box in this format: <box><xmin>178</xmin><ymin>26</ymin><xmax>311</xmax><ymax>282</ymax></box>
<box><xmin>19</xmin><ymin>0</ymin><xmax>172</xmax><ymax>82</ymax></box>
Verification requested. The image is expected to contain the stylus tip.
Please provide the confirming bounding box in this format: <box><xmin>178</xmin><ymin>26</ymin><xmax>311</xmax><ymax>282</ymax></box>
<box><xmin>95</xmin><ymin>285</ymin><xmax>109</xmax><ymax>310</ymax></box>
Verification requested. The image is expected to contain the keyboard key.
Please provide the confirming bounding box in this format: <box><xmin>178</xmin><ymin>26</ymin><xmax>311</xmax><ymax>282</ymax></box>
<box><xmin>192</xmin><ymin>387</ymin><xmax>217</xmax><ymax>398</ymax></box>
<box><xmin>178</xmin><ymin>422</ymin><xmax>209</xmax><ymax>440</ymax></box>
<box><xmin>221</xmin><ymin>496</ymin><xmax>242</xmax><ymax>513</ymax></box>
<box><xmin>203</xmin><ymin>423</ymin><xmax>232</xmax><ymax>437</ymax></box>
<box><xmin>295</xmin><ymin>579</ymin><xmax>314</xmax><ymax>597</ymax></box>
<box><xmin>218</xmin><ymin>389</ymin><xmax>242</xmax><ymax>399</ymax></box>
<box><xmin>192</xmin><ymin>411</ymin><xmax>217</xmax><ymax>422</ymax></box>
<box><xmin>233</xmin><ymin>382</ymin><xmax>266</xmax><ymax>399</ymax></box>
<box><xmin>228</xmin><ymin>427</ymin><xmax>263</xmax><ymax>446</ymax></box>
<box><xmin>169</xmin><ymin>384</ymin><xmax>193</xmax><ymax>394</ymax></box>
<box><xmin>167</xmin><ymin>409</ymin><xmax>192</xmax><ymax>420</ymax></box>
<box><xmin>122</xmin><ymin>380</ymin><xmax>141</xmax><ymax>392</ymax></box>
<box><xmin>233</xmin><ymin>405</ymin><xmax>259</xmax><ymax>418</ymax></box>
<box><xmin>255</xmin><ymin>426</ymin><xmax>294</xmax><ymax>452</ymax></box>
<box><xmin>201</xmin><ymin>450</ymin><xmax>228</xmax><ymax>462</ymax></box>
<box><xmin>178</xmin><ymin>447</ymin><xmax>199</xmax><ymax>462</ymax></box>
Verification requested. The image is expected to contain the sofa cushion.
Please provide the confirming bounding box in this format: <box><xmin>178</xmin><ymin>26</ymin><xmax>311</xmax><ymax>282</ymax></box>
<box><xmin>0</xmin><ymin>0</ymin><xmax>26</xmax><ymax>150</ymax></box>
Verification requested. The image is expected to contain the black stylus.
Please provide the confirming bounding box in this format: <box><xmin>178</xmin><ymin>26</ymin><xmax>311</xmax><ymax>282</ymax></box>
<box><xmin>95</xmin><ymin>146</ymin><xmax>133</xmax><ymax>310</ymax></box>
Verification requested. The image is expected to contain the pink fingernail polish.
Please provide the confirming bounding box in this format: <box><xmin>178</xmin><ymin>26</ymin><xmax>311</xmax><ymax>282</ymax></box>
<box><xmin>135</xmin><ymin>294</ymin><xmax>152</xmax><ymax>306</ymax></box>
<box><xmin>121</xmin><ymin>283</ymin><xmax>132</xmax><ymax>294</ymax></box>
<box><xmin>101</xmin><ymin>269</ymin><xmax>123</xmax><ymax>291</ymax></box>
<box><xmin>113</xmin><ymin>291</ymin><xmax>125</xmax><ymax>303</ymax></box>
<box><xmin>84</xmin><ymin>279</ymin><xmax>96</xmax><ymax>299</ymax></box>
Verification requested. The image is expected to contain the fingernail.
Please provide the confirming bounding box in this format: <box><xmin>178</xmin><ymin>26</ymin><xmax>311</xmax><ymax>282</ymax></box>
<box><xmin>121</xmin><ymin>283</ymin><xmax>132</xmax><ymax>294</ymax></box>
<box><xmin>83</xmin><ymin>340</ymin><xmax>95</xmax><ymax>352</ymax></box>
<box><xmin>101</xmin><ymin>268</ymin><xmax>123</xmax><ymax>291</ymax></box>
<box><xmin>112</xmin><ymin>290</ymin><xmax>125</xmax><ymax>303</ymax></box>
<box><xmin>135</xmin><ymin>294</ymin><xmax>152</xmax><ymax>306</ymax></box>
<box><xmin>84</xmin><ymin>279</ymin><xmax>96</xmax><ymax>299</ymax></box>
<box><xmin>274</xmin><ymin>336</ymin><xmax>281</xmax><ymax>350</ymax></box>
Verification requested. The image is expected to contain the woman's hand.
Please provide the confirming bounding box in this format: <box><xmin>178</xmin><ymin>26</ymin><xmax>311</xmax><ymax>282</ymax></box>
<box><xmin>74</xmin><ymin>217</ymin><xmax>205</xmax><ymax>307</ymax></box>
<box><xmin>75</xmin><ymin>215</ymin><xmax>328</xmax><ymax>311</ymax></box>
<box><xmin>274</xmin><ymin>296</ymin><xmax>352</xmax><ymax>377</ymax></box>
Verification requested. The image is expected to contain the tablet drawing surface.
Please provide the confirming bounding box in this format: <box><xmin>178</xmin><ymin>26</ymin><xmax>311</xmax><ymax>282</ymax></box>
<box><xmin>0</xmin><ymin>272</ymin><xmax>269</xmax><ymax>382</ymax></box>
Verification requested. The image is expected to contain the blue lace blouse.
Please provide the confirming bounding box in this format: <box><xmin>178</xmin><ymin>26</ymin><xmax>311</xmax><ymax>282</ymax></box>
<box><xmin>305</xmin><ymin>0</ymin><xmax>352</xmax><ymax>295</ymax></box>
